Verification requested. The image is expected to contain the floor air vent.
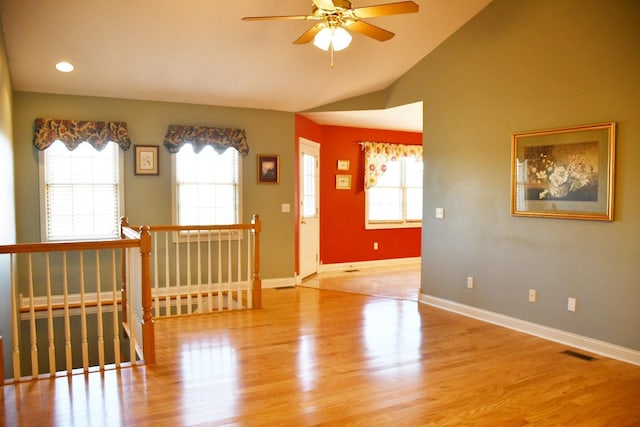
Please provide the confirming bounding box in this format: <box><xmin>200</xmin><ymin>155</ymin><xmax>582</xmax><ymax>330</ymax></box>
<box><xmin>561</xmin><ymin>349</ymin><xmax>597</xmax><ymax>361</ymax></box>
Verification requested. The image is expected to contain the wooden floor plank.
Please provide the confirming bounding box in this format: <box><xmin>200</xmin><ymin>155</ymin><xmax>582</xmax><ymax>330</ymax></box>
<box><xmin>2</xmin><ymin>269</ymin><xmax>640</xmax><ymax>426</ymax></box>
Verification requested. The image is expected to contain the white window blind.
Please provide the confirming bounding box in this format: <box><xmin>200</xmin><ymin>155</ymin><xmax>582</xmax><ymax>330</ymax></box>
<box><xmin>366</xmin><ymin>156</ymin><xmax>423</xmax><ymax>229</ymax></box>
<box><xmin>41</xmin><ymin>140</ymin><xmax>123</xmax><ymax>241</ymax></box>
<box><xmin>174</xmin><ymin>144</ymin><xmax>240</xmax><ymax>225</ymax></box>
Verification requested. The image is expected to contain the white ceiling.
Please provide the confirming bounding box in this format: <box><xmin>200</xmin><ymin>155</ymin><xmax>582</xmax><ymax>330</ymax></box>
<box><xmin>300</xmin><ymin>101</ymin><xmax>423</xmax><ymax>132</ymax></box>
<box><xmin>0</xmin><ymin>0</ymin><xmax>491</xmax><ymax>129</ymax></box>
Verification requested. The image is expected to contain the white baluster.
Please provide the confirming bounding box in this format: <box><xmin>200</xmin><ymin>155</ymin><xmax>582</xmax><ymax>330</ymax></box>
<box><xmin>207</xmin><ymin>230</ymin><xmax>213</xmax><ymax>312</ymax></box>
<box><xmin>217</xmin><ymin>230</ymin><xmax>222</xmax><ymax>311</ymax></box>
<box><xmin>197</xmin><ymin>231</ymin><xmax>203</xmax><ymax>312</ymax></box>
<box><xmin>10</xmin><ymin>254</ymin><xmax>21</xmax><ymax>381</ymax></box>
<box><xmin>175</xmin><ymin>235</ymin><xmax>181</xmax><ymax>316</ymax></box>
<box><xmin>237</xmin><ymin>231</ymin><xmax>242</xmax><ymax>306</ymax></box>
<box><xmin>127</xmin><ymin>247</ymin><xmax>136</xmax><ymax>364</ymax></box>
<box><xmin>45</xmin><ymin>253</ymin><xmax>56</xmax><ymax>375</ymax></box>
<box><xmin>79</xmin><ymin>252</ymin><xmax>89</xmax><ymax>372</ymax></box>
<box><xmin>247</xmin><ymin>229</ymin><xmax>253</xmax><ymax>309</ymax></box>
<box><xmin>111</xmin><ymin>250</ymin><xmax>121</xmax><ymax>367</ymax></box>
<box><xmin>96</xmin><ymin>251</ymin><xmax>105</xmax><ymax>370</ymax></box>
<box><xmin>165</xmin><ymin>232</ymin><xmax>170</xmax><ymax>316</ymax></box>
<box><xmin>186</xmin><ymin>232</ymin><xmax>192</xmax><ymax>314</ymax></box>
<box><xmin>62</xmin><ymin>253</ymin><xmax>72</xmax><ymax>374</ymax></box>
<box><xmin>227</xmin><ymin>230</ymin><xmax>232</xmax><ymax>309</ymax></box>
<box><xmin>153</xmin><ymin>230</ymin><xmax>159</xmax><ymax>318</ymax></box>
<box><xmin>27</xmin><ymin>254</ymin><xmax>38</xmax><ymax>378</ymax></box>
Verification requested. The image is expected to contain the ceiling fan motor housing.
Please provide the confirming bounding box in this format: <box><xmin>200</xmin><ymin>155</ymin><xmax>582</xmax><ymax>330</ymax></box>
<box><xmin>313</xmin><ymin>0</ymin><xmax>353</xmax><ymax>15</ymax></box>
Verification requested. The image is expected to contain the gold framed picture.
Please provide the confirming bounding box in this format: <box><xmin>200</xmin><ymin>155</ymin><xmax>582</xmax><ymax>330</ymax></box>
<box><xmin>336</xmin><ymin>174</ymin><xmax>352</xmax><ymax>190</ymax></box>
<box><xmin>337</xmin><ymin>160</ymin><xmax>350</xmax><ymax>170</ymax></box>
<box><xmin>134</xmin><ymin>145</ymin><xmax>159</xmax><ymax>176</ymax></box>
<box><xmin>510</xmin><ymin>122</ymin><xmax>615</xmax><ymax>221</ymax></box>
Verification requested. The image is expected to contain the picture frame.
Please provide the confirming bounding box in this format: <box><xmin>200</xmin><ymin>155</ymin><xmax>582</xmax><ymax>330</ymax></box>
<box><xmin>336</xmin><ymin>174</ymin><xmax>352</xmax><ymax>190</ymax></box>
<box><xmin>510</xmin><ymin>122</ymin><xmax>615</xmax><ymax>221</ymax></box>
<box><xmin>337</xmin><ymin>159</ymin><xmax>350</xmax><ymax>171</ymax></box>
<box><xmin>257</xmin><ymin>154</ymin><xmax>279</xmax><ymax>184</ymax></box>
<box><xmin>134</xmin><ymin>145</ymin><xmax>159</xmax><ymax>175</ymax></box>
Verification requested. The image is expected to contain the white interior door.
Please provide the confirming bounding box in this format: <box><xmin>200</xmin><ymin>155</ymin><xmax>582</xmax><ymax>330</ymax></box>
<box><xmin>298</xmin><ymin>138</ymin><xmax>320</xmax><ymax>280</ymax></box>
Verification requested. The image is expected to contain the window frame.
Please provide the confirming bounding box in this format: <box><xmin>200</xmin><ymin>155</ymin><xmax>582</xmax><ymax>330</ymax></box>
<box><xmin>170</xmin><ymin>144</ymin><xmax>243</xmax><ymax>240</ymax></box>
<box><xmin>38</xmin><ymin>141</ymin><xmax>125</xmax><ymax>242</ymax></box>
<box><xmin>365</xmin><ymin>156</ymin><xmax>423</xmax><ymax>230</ymax></box>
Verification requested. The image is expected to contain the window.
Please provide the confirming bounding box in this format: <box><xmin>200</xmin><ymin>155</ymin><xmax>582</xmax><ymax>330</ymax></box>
<box><xmin>172</xmin><ymin>144</ymin><xmax>241</xmax><ymax>226</ymax></box>
<box><xmin>302</xmin><ymin>153</ymin><xmax>317</xmax><ymax>218</ymax></box>
<box><xmin>366</xmin><ymin>156</ymin><xmax>423</xmax><ymax>229</ymax></box>
<box><xmin>39</xmin><ymin>140</ymin><xmax>124</xmax><ymax>241</ymax></box>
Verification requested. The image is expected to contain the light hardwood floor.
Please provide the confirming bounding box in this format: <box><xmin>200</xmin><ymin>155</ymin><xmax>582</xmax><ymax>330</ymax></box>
<box><xmin>2</xmin><ymin>268</ymin><xmax>640</xmax><ymax>426</ymax></box>
<box><xmin>300</xmin><ymin>263</ymin><xmax>421</xmax><ymax>301</ymax></box>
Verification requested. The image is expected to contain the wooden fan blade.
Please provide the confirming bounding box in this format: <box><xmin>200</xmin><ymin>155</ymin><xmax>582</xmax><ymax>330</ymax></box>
<box><xmin>353</xmin><ymin>1</ymin><xmax>419</xmax><ymax>19</ymax></box>
<box><xmin>347</xmin><ymin>20</ymin><xmax>395</xmax><ymax>41</ymax></box>
<box><xmin>242</xmin><ymin>15</ymin><xmax>314</xmax><ymax>21</ymax></box>
<box><xmin>293</xmin><ymin>23</ymin><xmax>325</xmax><ymax>45</ymax></box>
<box><xmin>313</xmin><ymin>0</ymin><xmax>336</xmax><ymax>11</ymax></box>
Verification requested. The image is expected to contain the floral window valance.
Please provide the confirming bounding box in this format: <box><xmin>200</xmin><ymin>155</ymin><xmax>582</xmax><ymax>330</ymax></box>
<box><xmin>363</xmin><ymin>141</ymin><xmax>423</xmax><ymax>189</ymax></box>
<box><xmin>33</xmin><ymin>118</ymin><xmax>131</xmax><ymax>151</ymax></box>
<box><xmin>163</xmin><ymin>125</ymin><xmax>249</xmax><ymax>156</ymax></box>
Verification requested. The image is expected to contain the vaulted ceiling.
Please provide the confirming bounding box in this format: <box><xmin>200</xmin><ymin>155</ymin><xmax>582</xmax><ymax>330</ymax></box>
<box><xmin>0</xmin><ymin>0</ymin><xmax>491</xmax><ymax>127</ymax></box>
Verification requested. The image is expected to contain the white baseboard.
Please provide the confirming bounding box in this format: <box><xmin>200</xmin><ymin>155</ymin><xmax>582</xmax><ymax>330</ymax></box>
<box><xmin>318</xmin><ymin>257</ymin><xmax>421</xmax><ymax>273</ymax></box>
<box><xmin>419</xmin><ymin>293</ymin><xmax>640</xmax><ymax>367</ymax></box>
<box><xmin>262</xmin><ymin>277</ymin><xmax>297</xmax><ymax>289</ymax></box>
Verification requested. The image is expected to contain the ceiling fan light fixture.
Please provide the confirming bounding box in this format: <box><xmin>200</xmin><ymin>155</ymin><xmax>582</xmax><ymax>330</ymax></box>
<box><xmin>313</xmin><ymin>26</ymin><xmax>352</xmax><ymax>52</ymax></box>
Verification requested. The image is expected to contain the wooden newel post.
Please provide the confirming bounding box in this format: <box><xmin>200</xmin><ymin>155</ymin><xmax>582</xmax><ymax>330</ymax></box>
<box><xmin>251</xmin><ymin>215</ymin><xmax>262</xmax><ymax>309</ymax></box>
<box><xmin>120</xmin><ymin>217</ymin><xmax>129</xmax><ymax>323</ymax></box>
<box><xmin>139</xmin><ymin>225</ymin><xmax>155</xmax><ymax>363</ymax></box>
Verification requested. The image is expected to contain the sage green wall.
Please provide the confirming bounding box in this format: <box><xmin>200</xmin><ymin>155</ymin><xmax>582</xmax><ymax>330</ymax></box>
<box><xmin>386</xmin><ymin>0</ymin><xmax>640</xmax><ymax>350</ymax></box>
<box><xmin>0</xmin><ymin>20</ymin><xmax>16</xmax><ymax>378</ymax></box>
<box><xmin>12</xmin><ymin>92</ymin><xmax>296</xmax><ymax>280</ymax></box>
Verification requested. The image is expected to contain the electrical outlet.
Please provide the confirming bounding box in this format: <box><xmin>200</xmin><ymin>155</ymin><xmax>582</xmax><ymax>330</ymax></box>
<box><xmin>466</xmin><ymin>276</ymin><xmax>474</xmax><ymax>289</ymax></box>
<box><xmin>528</xmin><ymin>289</ymin><xmax>537</xmax><ymax>303</ymax></box>
<box><xmin>435</xmin><ymin>208</ymin><xmax>445</xmax><ymax>219</ymax></box>
<box><xmin>567</xmin><ymin>297</ymin><xmax>576</xmax><ymax>312</ymax></box>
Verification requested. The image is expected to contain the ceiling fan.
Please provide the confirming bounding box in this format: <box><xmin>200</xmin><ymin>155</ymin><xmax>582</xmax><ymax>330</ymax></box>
<box><xmin>242</xmin><ymin>0</ymin><xmax>419</xmax><ymax>66</ymax></box>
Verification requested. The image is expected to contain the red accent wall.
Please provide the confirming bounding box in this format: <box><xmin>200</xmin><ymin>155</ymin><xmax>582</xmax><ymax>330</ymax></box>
<box><xmin>319</xmin><ymin>125</ymin><xmax>422</xmax><ymax>264</ymax></box>
<box><xmin>295</xmin><ymin>113</ymin><xmax>422</xmax><ymax>267</ymax></box>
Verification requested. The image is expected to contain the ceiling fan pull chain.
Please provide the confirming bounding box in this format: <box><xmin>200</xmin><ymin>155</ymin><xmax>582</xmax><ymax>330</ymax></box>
<box><xmin>330</xmin><ymin>43</ymin><xmax>335</xmax><ymax>68</ymax></box>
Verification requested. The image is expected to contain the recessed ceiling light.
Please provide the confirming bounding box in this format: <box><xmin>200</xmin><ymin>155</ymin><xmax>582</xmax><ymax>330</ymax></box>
<box><xmin>55</xmin><ymin>61</ymin><xmax>75</xmax><ymax>73</ymax></box>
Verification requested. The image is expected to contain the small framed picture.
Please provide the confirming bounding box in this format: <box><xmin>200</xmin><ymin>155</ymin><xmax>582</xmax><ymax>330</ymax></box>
<box><xmin>258</xmin><ymin>154</ymin><xmax>280</xmax><ymax>184</ymax></box>
<box><xmin>336</xmin><ymin>174</ymin><xmax>352</xmax><ymax>190</ymax></box>
<box><xmin>337</xmin><ymin>159</ymin><xmax>350</xmax><ymax>170</ymax></box>
<box><xmin>134</xmin><ymin>145</ymin><xmax>159</xmax><ymax>175</ymax></box>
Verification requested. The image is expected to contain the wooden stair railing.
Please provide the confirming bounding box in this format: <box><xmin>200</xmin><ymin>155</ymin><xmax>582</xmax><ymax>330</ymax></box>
<box><xmin>121</xmin><ymin>215</ymin><xmax>262</xmax><ymax>317</ymax></box>
<box><xmin>0</xmin><ymin>236</ymin><xmax>153</xmax><ymax>383</ymax></box>
<box><xmin>120</xmin><ymin>221</ymin><xmax>155</xmax><ymax>364</ymax></box>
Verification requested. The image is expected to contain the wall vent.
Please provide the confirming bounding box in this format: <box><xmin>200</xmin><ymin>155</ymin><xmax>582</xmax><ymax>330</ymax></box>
<box><xmin>561</xmin><ymin>349</ymin><xmax>597</xmax><ymax>361</ymax></box>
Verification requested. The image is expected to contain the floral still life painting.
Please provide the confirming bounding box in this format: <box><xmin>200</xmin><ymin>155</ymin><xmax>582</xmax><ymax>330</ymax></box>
<box><xmin>510</xmin><ymin>122</ymin><xmax>615</xmax><ymax>221</ymax></box>
<box><xmin>524</xmin><ymin>141</ymin><xmax>598</xmax><ymax>201</ymax></box>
